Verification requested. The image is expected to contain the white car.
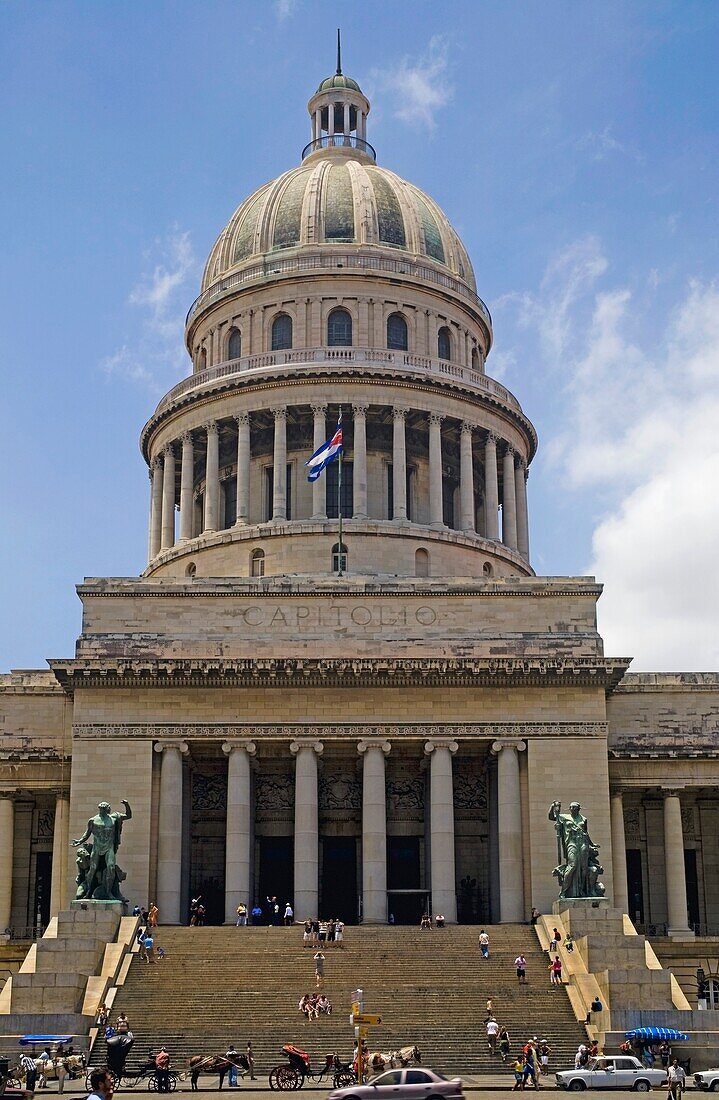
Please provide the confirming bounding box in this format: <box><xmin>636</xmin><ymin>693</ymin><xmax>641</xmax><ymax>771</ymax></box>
<box><xmin>327</xmin><ymin>1068</ymin><xmax>464</xmax><ymax>1100</ymax></box>
<box><xmin>556</xmin><ymin>1055</ymin><xmax>667</xmax><ymax>1091</ymax></box>
<box><xmin>694</xmin><ymin>1069</ymin><xmax>719</xmax><ymax>1090</ymax></box>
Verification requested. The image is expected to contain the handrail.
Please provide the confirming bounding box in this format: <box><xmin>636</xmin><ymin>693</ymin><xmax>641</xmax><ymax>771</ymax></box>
<box><xmin>186</xmin><ymin>251</ymin><xmax>492</xmax><ymax>329</ymax></box>
<box><xmin>152</xmin><ymin>347</ymin><xmax>521</xmax><ymax>418</ymax></box>
<box><xmin>302</xmin><ymin>134</ymin><xmax>376</xmax><ymax>161</ymax></box>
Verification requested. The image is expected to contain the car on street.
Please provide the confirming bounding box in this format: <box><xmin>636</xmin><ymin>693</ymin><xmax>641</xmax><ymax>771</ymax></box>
<box><xmin>327</xmin><ymin>1067</ymin><xmax>464</xmax><ymax>1100</ymax></box>
<box><xmin>694</xmin><ymin>1068</ymin><xmax>719</xmax><ymax>1090</ymax></box>
<box><xmin>555</xmin><ymin>1054</ymin><xmax>667</xmax><ymax>1091</ymax></box>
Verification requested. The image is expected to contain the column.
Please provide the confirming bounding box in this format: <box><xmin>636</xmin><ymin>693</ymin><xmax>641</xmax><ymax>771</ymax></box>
<box><xmin>515</xmin><ymin>458</ymin><xmax>530</xmax><ymax>561</ymax></box>
<box><xmin>154</xmin><ymin>741</ymin><xmax>188</xmax><ymax>924</ymax></box>
<box><xmin>179</xmin><ymin>432</ymin><xmax>194</xmax><ymax>541</ymax></box>
<box><xmin>460</xmin><ymin>422</ymin><xmax>475</xmax><ymax>532</ymax></box>
<box><xmin>272</xmin><ymin>407</ymin><xmax>287</xmax><ymax>521</ymax></box>
<box><xmin>203</xmin><ymin>421</ymin><xmax>220</xmax><ymax>533</ymax></box>
<box><xmin>392</xmin><ymin>407</ymin><xmax>407</xmax><ymax>521</ymax></box>
<box><xmin>502</xmin><ymin>446</ymin><xmax>518</xmax><ymax>549</ymax></box>
<box><xmin>491</xmin><ymin>740</ymin><xmax>526</xmax><ymax>921</ymax></box>
<box><xmin>290</xmin><ymin>741</ymin><xmax>323</xmax><ymax>918</ymax></box>
<box><xmin>50</xmin><ymin>793</ymin><xmax>70</xmax><ymax>917</ymax></box>
<box><xmin>343</xmin><ymin>102</ymin><xmax>350</xmax><ymax>141</ymax></box>
<box><xmin>610</xmin><ymin>790</ymin><xmax>629</xmax><ymax>914</ymax></box>
<box><xmin>311</xmin><ymin>404</ymin><xmax>327</xmax><ymax>520</ymax></box>
<box><xmin>328</xmin><ymin>102</ymin><xmax>335</xmax><ymax>137</ymax></box>
<box><xmin>483</xmin><ymin>433</ymin><xmax>499</xmax><ymax>540</ymax></box>
<box><xmin>222</xmin><ymin>741</ymin><xmax>256</xmax><ymax>924</ymax></box>
<box><xmin>160</xmin><ymin>443</ymin><xmax>176</xmax><ymax>550</ymax></box>
<box><xmin>149</xmin><ymin>458</ymin><xmax>163</xmax><ymax>561</ymax></box>
<box><xmin>424</xmin><ymin>740</ymin><xmax>458</xmax><ymax>922</ymax></box>
<box><xmin>428</xmin><ymin>414</ymin><xmax>444</xmax><ymax>527</ymax></box>
<box><xmin>358</xmin><ymin>740</ymin><xmax>390</xmax><ymax>924</ymax></box>
<box><xmin>234</xmin><ymin>414</ymin><xmax>251</xmax><ymax>525</ymax></box>
<box><xmin>352</xmin><ymin>403</ymin><xmax>368</xmax><ymax>519</ymax></box>
<box><xmin>663</xmin><ymin>789</ymin><xmax>693</xmax><ymax>937</ymax></box>
<box><xmin>0</xmin><ymin>795</ymin><xmax>14</xmax><ymax>933</ymax></box>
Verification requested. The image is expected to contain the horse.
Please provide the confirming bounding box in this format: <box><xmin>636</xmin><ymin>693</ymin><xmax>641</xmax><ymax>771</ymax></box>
<box><xmin>188</xmin><ymin>1054</ymin><xmax>250</xmax><ymax>1091</ymax></box>
<box><xmin>369</xmin><ymin>1046</ymin><xmax>421</xmax><ymax>1073</ymax></box>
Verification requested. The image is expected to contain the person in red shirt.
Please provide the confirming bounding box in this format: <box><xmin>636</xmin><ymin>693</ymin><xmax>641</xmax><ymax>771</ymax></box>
<box><xmin>155</xmin><ymin>1049</ymin><xmax>170</xmax><ymax>1092</ymax></box>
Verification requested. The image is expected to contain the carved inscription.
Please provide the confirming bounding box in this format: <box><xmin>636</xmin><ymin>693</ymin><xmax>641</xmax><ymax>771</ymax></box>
<box><xmin>234</xmin><ymin>604</ymin><xmax>438</xmax><ymax>629</ymax></box>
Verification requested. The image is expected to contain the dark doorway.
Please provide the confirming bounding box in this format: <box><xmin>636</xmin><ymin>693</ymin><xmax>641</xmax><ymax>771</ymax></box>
<box><xmin>626</xmin><ymin>849</ymin><xmax>644</xmax><ymax>924</ymax></box>
<box><xmin>684</xmin><ymin>849</ymin><xmax>700</xmax><ymax>929</ymax></box>
<box><xmin>190</xmin><ymin>829</ymin><xmax>226</xmax><ymax>926</ymax></box>
<box><xmin>321</xmin><ymin>837</ymin><xmax>357</xmax><ymax>923</ymax></box>
<box><xmin>34</xmin><ymin>851</ymin><xmax>52</xmax><ymax>930</ymax></box>
<box><xmin>258</xmin><ymin>837</ymin><xmax>294</xmax><ymax>920</ymax></box>
<box><xmin>387</xmin><ymin>837</ymin><xmax>423</xmax><ymax>924</ymax></box>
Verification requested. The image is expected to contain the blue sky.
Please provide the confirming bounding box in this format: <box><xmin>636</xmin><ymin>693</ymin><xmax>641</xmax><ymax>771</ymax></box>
<box><xmin>2</xmin><ymin>0</ymin><xmax>718</xmax><ymax>671</ymax></box>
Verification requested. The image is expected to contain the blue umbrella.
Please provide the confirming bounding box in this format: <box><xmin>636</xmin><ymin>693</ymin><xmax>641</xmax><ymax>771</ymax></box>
<box><xmin>625</xmin><ymin>1027</ymin><xmax>689</xmax><ymax>1041</ymax></box>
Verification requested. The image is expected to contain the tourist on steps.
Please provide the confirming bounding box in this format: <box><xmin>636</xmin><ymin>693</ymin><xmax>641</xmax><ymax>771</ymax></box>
<box><xmin>313</xmin><ymin>950</ymin><xmax>325</xmax><ymax>988</ymax></box>
<box><xmin>283</xmin><ymin>902</ymin><xmax>294</xmax><ymax>925</ymax></box>
<box><xmin>419</xmin><ymin>912</ymin><xmax>431</xmax><ymax>929</ymax></box>
<box><xmin>498</xmin><ymin>1027</ymin><xmax>511</xmax><ymax>1063</ymax></box>
<box><xmin>549</xmin><ymin>956</ymin><xmax>563</xmax><ymax>986</ymax></box>
<box><xmin>245</xmin><ymin>1043</ymin><xmax>256</xmax><ymax>1081</ymax></box>
<box><xmin>486</xmin><ymin>1016</ymin><xmax>499</xmax><ymax>1054</ymax></box>
<box><xmin>479</xmin><ymin>929</ymin><xmax>490</xmax><ymax>957</ymax></box>
<box><xmin>235</xmin><ymin>903</ymin><xmax>247</xmax><ymax>926</ymax></box>
<box><xmin>514</xmin><ymin>953</ymin><xmax>527</xmax><ymax>983</ymax></box>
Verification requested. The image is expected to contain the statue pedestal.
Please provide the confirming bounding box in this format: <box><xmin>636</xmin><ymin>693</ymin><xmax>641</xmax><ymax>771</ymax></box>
<box><xmin>552</xmin><ymin>897</ymin><xmax>610</xmax><ymax>917</ymax></box>
<box><xmin>70</xmin><ymin>899</ymin><xmax>125</xmax><ymax>913</ymax></box>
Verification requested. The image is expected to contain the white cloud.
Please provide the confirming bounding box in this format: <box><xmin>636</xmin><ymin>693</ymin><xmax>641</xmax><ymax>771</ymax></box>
<box><xmin>273</xmin><ymin>0</ymin><xmax>297</xmax><ymax>20</ymax></box>
<box><xmin>371</xmin><ymin>36</ymin><xmax>453</xmax><ymax>130</ymax></box>
<box><xmin>101</xmin><ymin>228</ymin><xmax>198</xmax><ymax>393</ymax></box>
<box><xmin>575</xmin><ymin>125</ymin><xmax>627</xmax><ymax>161</ymax></box>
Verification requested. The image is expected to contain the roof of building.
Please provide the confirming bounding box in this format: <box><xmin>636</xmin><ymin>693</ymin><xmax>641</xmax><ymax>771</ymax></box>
<box><xmin>317</xmin><ymin>73</ymin><xmax>362</xmax><ymax>93</ymax></box>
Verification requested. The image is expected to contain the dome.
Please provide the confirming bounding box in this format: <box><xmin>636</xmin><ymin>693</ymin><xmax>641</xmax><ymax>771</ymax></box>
<box><xmin>201</xmin><ymin>159</ymin><xmax>476</xmax><ymax>293</ymax></box>
<box><xmin>317</xmin><ymin>73</ymin><xmax>362</xmax><ymax>93</ymax></box>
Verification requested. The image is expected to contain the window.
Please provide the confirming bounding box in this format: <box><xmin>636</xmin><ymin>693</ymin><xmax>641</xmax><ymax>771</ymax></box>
<box><xmin>372</xmin><ymin>1072</ymin><xmax>403</xmax><ymax>1087</ymax></box>
<box><xmin>471</xmin><ymin>345</ymin><xmax>480</xmax><ymax>370</ymax></box>
<box><xmin>387</xmin><ymin>464</ymin><xmax>414</xmax><ymax>520</ymax></box>
<box><xmin>327</xmin><ymin>307</ymin><xmax>352</xmax><ymax>346</ymax></box>
<box><xmin>185</xmin><ymin>562</ymin><xmax>196</xmax><ymax>578</ymax></box>
<box><xmin>224</xmin><ymin>477</ymin><xmax>237</xmax><ymax>527</ymax></box>
<box><xmin>437</xmin><ymin>326</ymin><xmax>451</xmax><ymax>361</ymax></box>
<box><xmin>271</xmin><ymin>313</ymin><xmax>293</xmax><ymax>351</ymax></box>
<box><xmin>326</xmin><ymin>461</ymin><xmax>353</xmax><ymax>518</ymax></box>
<box><xmin>387</xmin><ymin>313</ymin><xmax>408</xmax><ymax>351</ymax></box>
<box><xmin>251</xmin><ymin>549</ymin><xmax>265</xmax><ymax>577</ymax></box>
<box><xmin>263</xmin><ymin>465</ymin><xmax>293</xmax><ymax>521</ymax></box>
<box><xmin>199</xmin><ymin>347</ymin><xmax>207</xmax><ymax>370</ymax></box>
<box><xmin>483</xmin><ymin>561</ymin><xmax>493</xmax><ymax>578</ymax></box>
<box><xmin>415</xmin><ymin>548</ymin><xmax>429</xmax><ymax>577</ymax></box>
<box><xmin>405</xmin><ymin>1072</ymin><xmax>433</xmax><ymax>1084</ymax></box>
<box><xmin>332</xmin><ymin>541</ymin><xmax>348</xmax><ymax>573</ymax></box>
<box><xmin>228</xmin><ymin>327</ymin><xmax>241</xmax><ymax>360</ymax></box>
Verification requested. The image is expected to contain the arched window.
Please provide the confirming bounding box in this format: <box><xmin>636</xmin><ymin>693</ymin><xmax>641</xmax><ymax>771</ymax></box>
<box><xmin>228</xmin><ymin>327</ymin><xmax>242</xmax><ymax>360</ymax></box>
<box><xmin>271</xmin><ymin>314</ymin><xmax>293</xmax><ymax>351</ymax></box>
<box><xmin>327</xmin><ymin>308</ymin><xmax>353</xmax><ymax>347</ymax></box>
<box><xmin>483</xmin><ymin>561</ymin><xmax>493</xmax><ymax>578</ymax></box>
<box><xmin>387</xmin><ymin>313</ymin><xmax>408</xmax><ymax>351</ymax></box>
<box><xmin>332</xmin><ymin>541</ymin><xmax>348</xmax><ymax>574</ymax></box>
<box><xmin>471</xmin><ymin>345</ymin><xmax>479</xmax><ymax>370</ymax></box>
<box><xmin>199</xmin><ymin>346</ymin><xmax>207</xmax><ymax>370</ymax></box>
<box><xmin>437</xmin><ymin>326</ymin><xmax>451</xmax><ymax>361</ymax></box>
<box><xmin>185</xmin><ymin>561</ymin><xmax>197</xmax><ymax>578</ymax></box>
<box><xmin>415</xmin><ymin>548</ymin><xmax>430</xmax><ymax>577</ymax></box>
<box><xmin>251</xmin><ymin>548</ymin><xmax>265</xmax><ymax>577</ymax></box>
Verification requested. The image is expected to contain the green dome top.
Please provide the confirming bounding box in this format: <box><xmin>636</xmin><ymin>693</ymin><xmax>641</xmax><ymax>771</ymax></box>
<box><xmin>317</xmin><ymin>73</ymin><xmax>362</xmax><ymax>93</ymax></box>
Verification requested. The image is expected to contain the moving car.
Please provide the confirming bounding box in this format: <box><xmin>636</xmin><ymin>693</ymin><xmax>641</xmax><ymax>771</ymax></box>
<box><xmin>327</xmin><ymin>1068</ymin><xmax>464</xmax><ymax>1100</ymax></box>
<box><xmin>556</xmin><ymin>1055</ymin><xmax>667</xmax><ymax>1091</ymax></box>
<box><xmin>694</xmin><ymin>1069</ymin><xmax>719</xmax><ymax>1091</ymax></box>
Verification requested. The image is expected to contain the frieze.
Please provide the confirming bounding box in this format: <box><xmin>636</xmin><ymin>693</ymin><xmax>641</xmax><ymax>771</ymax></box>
<box><xmin>387</xmin><ymin>776</ymin><xmax>424</xmax><ymax>816</ymax></box>
<box><xmin>72</xmin><ymin>722</ymin><xmax>609</xmax><ymax>741</ymax></box>
<box><xmin>192</xmin><ymin>772</ymin><xmax>227</xmax><ymax>812</ymax></box>
<box><xmin>255</xmin><ymin>773</ymin><xmax>294</xmax><ymax>814</ymax></box>
<box><xmin>34</xmin><ymin>808</ymin><xmax>54</xmax><ymax>840</ymax></box>
<box><xmin>318</xmin><ymin>774</ymin><xmax>362</xmax><ymax>812</ymax></box>
<box><xmin>454</xmin><ymin>770</ymin><xmax>489</xmax><ymax>811</ymax></box>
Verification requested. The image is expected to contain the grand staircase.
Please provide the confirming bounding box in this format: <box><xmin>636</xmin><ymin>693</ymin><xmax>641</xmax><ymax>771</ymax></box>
<box><xmin>107</xmin><ymin>925</ymin><xmax>587</xmax><ymax>1076</ymax></box>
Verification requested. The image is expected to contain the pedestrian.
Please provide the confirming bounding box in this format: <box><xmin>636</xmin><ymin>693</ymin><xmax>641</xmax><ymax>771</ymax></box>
<box><xmin>667</xmin><ymin>1058</ymin><xmax>686</xmax><ymax>1100</ymax></box>
<box><xmin>310</xmin><ymin>918</ymin><xmax>319</xmax><ymax>945</ymax></box>
<box><xmin>132</xmin><ymin>905</ymin><xmax>141</xmax><ymax>917</ymax></box>
<box><xmin>55</xmin><ymin>1051</ymin><xmax>68</xmax><ymax>1095</ymax></box>
<box><xmin>272</xmin><ymin>897</ymin><xmax>280</xmax><ymax>925</ymax></box>
<box><xmin>335</xmin><ymin>918</ymin><xmax>344</xmax><ymax>948</ymax></box>
<box><xmin>498</xmin><ymin>1027</ymin><xmax>511</xmax><ymax>1063</ymax></box>
<box><xmin>144</xmin><ymin>930</ymin><xmax>156</xmax><ymax>964</ymax></box>
<box><xmin>246</xmin><ymin>1042</ymin><xmax>256</xmax><ymax>1081</ymax></box>
<box><xmin>479</xmin><ymin>929</ymin><xmax>490</xmax><ymax>958</ymax></box>
<box><xmin>225</xmin><ymin>1045</ymin><xmax>239</xmax><ymax>1088</ymax></box>
<box><xmin>86</xmin><ymin>1067</ymin><xmax>114</xmax><ymax>1100</ymax></box>
<box><xmin>514</xmin><ymin>953</ymin><xmax>527</xmax><ymax>983</ymax></box>
<box><xmin>549</xmin><ymin>956</ymin><xmax>562</xmax><ymax>986</ymax></box>
<box><xmin>485</xmin><ymin>998</ymin><xmax>493</xmax><ymax>1020</ymax></box>
<box><xmin>314</xmin><ymin>950</ymin><xmax>325</xmax><ymax>988</ymax></box>
<box><xmin>36</xmin><ymin>1049</ymin><xmax>51</xmax><ymax>1090</ymax></box>
<box><xmin>251</xmin><ymin>904</ymin><xmax>262</xmax><ymax>925</ymax></box>
<box><xmin>538</xmin><ymin>1040</ymin><xmax>551</xmax><ymax>1074</ymax></box>
<box><xmin>549</xmin><ymin>927</ymin><xmax>561</xmax><ymax>952</ymax></box>
<box><xmin>575</xmin><ymin>1045</ymin><xmax>588</xmax><ymax>1069</ymax></box>
<box><xmin>189</xmin><ymin>896</ymin><xmax>201</xmax><ymax>926</ymax></box>
<box><xmin>486</xmin><ymin>1016</ymin><xmax>499</xmax><ymax>1055</ymax></box>
<box><xmin>148</xmin><ymin>902</ymin><xmax>159</xmax><ymax>928</ymax></box>
<box><xmin>530</xmin><ymin>907</ymin><xmax>540</xmax><ymax>926</ymax></box>
<box><xmin>155</xmin><ymin>1048</ymin><xmax>170</xmax><ymax>1093</ymax></box>
<box><xmin>524</xmin><ymin>1044</ymin><xmax>539</xmax><ymax>1089</ymax></box>
<box><xmin>235</xmin><ymin>903</ymin><xmax>248</xmax><ymax>927</ymax></box>
<box><xmin>20</xmin><ymin>1053</ymin><xmax>37</xmax><ymax>1095</ymax></box>
<box><xmin>284</xmin><ymin>902</ymin><xmax>294</xmax><ymax>926</ymax></box>
<box><xmin>512</xmin><ymin>1056</ymin><xmax>525</xmax><ymax>1091</ymax></box>
<box><xmin>302</xmin><ymin>919</ymin><xmax>312</xmax><ymax>947</ymax></box>
<box><xmin>564</xmin><ymin>935</ymin><xmax>574</xmax><ymax>953</ymax></box>
<box><xmin>435</xmin><ymin>913</ymin><xmax>445</xmax><ymax>928</ymax></box>
<box><xmin>97</xmin><ymin>1003</ymin><xmax>109</xmax><ymax>1027</ymax></box>
<box><xmin>116</xmin><ymin>1012</ymin><xmax>130</xmax><ymax>1034</ymax></box>
<box><xmin>419</xmin><ymin>912</ymin><xmax>431</xmax><ymax>929</ymax></box>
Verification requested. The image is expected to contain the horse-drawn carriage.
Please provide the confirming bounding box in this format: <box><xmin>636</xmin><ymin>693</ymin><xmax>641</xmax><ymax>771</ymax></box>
<box><xmin>268</xmin><ymin>1046</ymin><xmax>346</xmax><ymax>1091</ymax></box>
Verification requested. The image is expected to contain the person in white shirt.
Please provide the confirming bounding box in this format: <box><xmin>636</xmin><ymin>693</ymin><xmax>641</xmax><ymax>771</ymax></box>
<box><xmin>334</xmin><ymin>919</ymin><xmax>344</xmax><ymax>947</ymax></box>
<box><xmin>283</xmin><ymin>903</ymin><xmax>294</xmax><ymax>926</ymax></box>
<box><xmin>486</xmin><ymin>1017</ymin><xmax>500</xmax><ymax>1054</ymax></box>
<box><xmin>479</xmin><ymin>930</ymin><xmax>490</xmax><ymax>958</ymax></box>
<box><xmin>667</xmin><ymin>1059</ymin><xmax>686</xmax><ymax>1099</ymax></box>
<box><xmin>514</xmin><ymin>954</ymin><xmax>527</xmax><ymax>983</ymax></box>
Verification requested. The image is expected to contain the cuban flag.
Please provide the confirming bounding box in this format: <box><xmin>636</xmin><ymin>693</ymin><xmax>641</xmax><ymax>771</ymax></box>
<box><xmin>306</xmin><ymin>414</ymin><xmax>343</xmax><ymax>482</ymax></box>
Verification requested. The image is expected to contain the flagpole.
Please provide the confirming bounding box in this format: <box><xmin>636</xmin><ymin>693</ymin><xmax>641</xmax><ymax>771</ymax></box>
<box><xmin>337</xmin><ymin>406</ymin><xmax>343</xmax><ymax>576</ymax></box>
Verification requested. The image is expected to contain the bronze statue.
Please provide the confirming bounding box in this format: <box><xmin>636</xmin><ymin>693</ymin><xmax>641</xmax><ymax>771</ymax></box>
<box><xmin>548</xmin><ymin>800</ymin><xmax>605</xmax><ymax>899</ymax></box>
<box><xmin>72</xmin><ymin>800</ymin><xmax>132</xmax><ymax>901</ymax></box>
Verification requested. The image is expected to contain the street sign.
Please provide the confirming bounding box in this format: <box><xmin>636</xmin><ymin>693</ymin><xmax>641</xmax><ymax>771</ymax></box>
<box><xmin>352</xmin><ymin>1013</ymin><xmax>382</xmax><ymax>1025</ymax></box>
<box><xmin>354</xmin><ymin>1025</ymin><xmax>368</xmax><ymax>1040</ymax></box>
<box><xmin>351</xmin><ymin>1001</ymin><xmax>361</xmax><ymax>1015</ymax></box>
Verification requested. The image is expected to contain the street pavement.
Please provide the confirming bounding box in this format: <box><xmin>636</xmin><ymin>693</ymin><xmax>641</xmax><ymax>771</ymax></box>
<box><xmin>44</xmin><ymin>1081</ymin><xmax>679</xmax><ymax>1096</ymax></box>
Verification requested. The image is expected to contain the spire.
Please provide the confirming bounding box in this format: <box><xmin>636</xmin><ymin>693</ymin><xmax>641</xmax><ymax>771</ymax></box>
<box><xmin>336</xmin><ymin>28</ymin><xmax>342</xmax><ymax>75</ymax></box>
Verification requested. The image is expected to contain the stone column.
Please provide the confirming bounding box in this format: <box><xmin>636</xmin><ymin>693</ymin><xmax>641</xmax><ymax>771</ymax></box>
<box><xmin>352</xmin><ymin>403</ymin><xmax>368</xmax><ymax>519</ymax></box>
<box><xmin>0</xmin><ymin>795</ymin><xmax>14</xmax><ymax>933</ymax></box>
<box><xmin>610</xmin><ymin>790</ymin><xmax>629</xmax><ymax>914</ymax></box>
<box><xmin>50</xmin><ymin>793</ymin><xmax>70</xmax><ymax>917</ymax></box>
<box><xmin>428</xmin><ymin>414</ymin><xmax>444</xmax><ymax>527</ymax></box>
<box><xmin>311</xmin><ymin>404</ymin><xmax>327</xmax><ymax>520</ymax></box>
<box><xmin>515</xmin><ymin>458</ymin><xmax>530</xmax><ymax>561</ymax></box>
<box><xmin>358</xmin><ymin>739</ymin><xmax>390</xmax><ymax>924</ymax></box>
<box><xmin>343</xmin><ymin>102</ymin><xmax>350</xmax><ymax>141</ymax></box>
<box><xmin>154</xmin><ymin>741</ymin><xmax>188</xmax><ymax>924</ymax></box>
<box><xmin>160</xmin><ymin>443</ymin><xmax>176</xmax><ymax>550</ymax></box>
<box><xmin>222</xmin><ymin>740</ymin><xmax>256</xmax><ymax>924</ymax></box>
<box><xmin>234</xmin><ymin>414</ymin><xmax>251</xmax><ymax>525</ymax></box>
<box><xmin>424</xmin><ymin>740</ymin><xmax>459</xmax><ymax>922</ymax></box>
<box><xmin>663</xmin><ymin>789</ymin><xmax>693</xmax><ymax>938</ymax></box>
<box><xmin>272</xmin><ymin>407</ymin><xmax>287</xmax><ymax>521</ymax></box>
<box><xmin>392</xmin><ymin>407</ymin><xmax>407</xmax><ymax>521</ymax></box>
<box><xmin>290</xmin><ymin>740</ymin><xmax>323</xmax><ymax>918</ymax></box>
<box><xmin>460</xmin><ymin>422</ymin><xmax>475</xmax><ymax>532</ymax></box>
<box><xmin>179</xmin><ymin>432</ymin><xmax>194</xmax><ymax>541</ymax></box>
<box><xmin>149</xmin><ymin>458</ymin><xmax>163</xmax><ymax>561</ymax></box>
<box><xmin>491</xmin><ymin>739</ymin><xmax>526</xmax><ymax>921</ymax></box>
<box><xmin>203</xmin><ymin>421</ymin><xmax>220</xmax><ymax>533</ymax></box>
<box><xmin>484</xmin><ymin>432</ymin><xmax>499</xmax><ymax>540</ymax></box>
<box><xmin>502</xmin><ymin>446</ymin><xmax>518</xmax><ymax>550</ymax></box>
<box><xmin>328</xmin><ymin>102</ymin><xmax>335</xmax><ymax>137</ymax></box>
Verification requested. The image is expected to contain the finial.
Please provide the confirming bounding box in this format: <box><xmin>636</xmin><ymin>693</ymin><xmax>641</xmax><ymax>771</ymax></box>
<box><xmin>336</xmin><ymin>28</ymin><xmax>342</xmax><ymax>75</ymax></box>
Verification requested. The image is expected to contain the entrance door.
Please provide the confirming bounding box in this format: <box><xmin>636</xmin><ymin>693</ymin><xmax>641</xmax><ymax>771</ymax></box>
<box><xmin>387</xmin><ymin>837</ymin><xmax>422</xmax><ymax>924</ymax></box>
<box><xmin>258</xmin><ymin>837</ymin><xmax>294</xmax><ymax>919</ymax></box>
<box><xmin>189</xmin><ymin>829</ymin><xmax>226</xmax><ymax>925</ymax></box>
<box><xmin>34</xmin><ymin>852</ymin><xmax>52</xmax><ymax>931</ymax></box>
<box><xmin>321</xmin><ymin>837</ymin><xmax>357</xmax><ymax>922</ymax></box>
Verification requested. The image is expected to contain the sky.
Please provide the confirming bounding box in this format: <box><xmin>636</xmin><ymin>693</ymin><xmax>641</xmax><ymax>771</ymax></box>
<box><xmin>1</xmin><ymin>0</ymin><xmax>718</xmax><ymax>672</ymax></box>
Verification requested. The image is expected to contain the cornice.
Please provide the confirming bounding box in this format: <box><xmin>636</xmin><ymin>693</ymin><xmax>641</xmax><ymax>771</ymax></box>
<box><xmin>72</xmin><ymin>721</ymin><xmax>609</xmax><ymax>741</ymax></box>
<box><xmin>76</xmin><ymin>578</ymin><xmax>603</xmax><ymax>599</ymax></box>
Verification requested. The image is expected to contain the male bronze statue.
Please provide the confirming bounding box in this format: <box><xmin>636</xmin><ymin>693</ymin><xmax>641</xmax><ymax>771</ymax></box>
<box><xmin>72</xmin><ymin>800</ymin><xmax>132</xmax><ymax>902</ymax></box>
<box><xmin>548</xmin><ymin>800</ymin><xmax>605</xmax><ymax>899</ymax></box>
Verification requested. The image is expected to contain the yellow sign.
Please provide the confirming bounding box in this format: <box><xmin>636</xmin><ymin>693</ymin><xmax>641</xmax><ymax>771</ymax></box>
<box><xmin>351</xmin><ymin>1001</ymin><xmax>361</xmax><ymax>1015</ymax></box>
<box><xmin>353</xmin><ymin>1013</ymin><xmax>382</xmax><ymax>1025</ymax></box>
<box><xmin>355</xmin><ymin>1025</ymin><xmax>368</xmax><ymax>1040</ymax></box>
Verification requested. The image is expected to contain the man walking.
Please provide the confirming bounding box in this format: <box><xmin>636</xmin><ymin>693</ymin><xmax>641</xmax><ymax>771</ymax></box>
<box><xmin>667</xmin><ymin>1058</ymin><xmax>686</xmax><ymax>1100</ymax></box>
<box><xmin>514</xmin><ymin>954</ymin><xmax>527</xmax><ymax>984</ymax></box>
<box><xmin>284</xmin><ymin>902</ymin><xmax>294</xmax><ymax>926</ymax></box>
<box><xmin>486</xmin><ymin>1016</ymin><xmax>499</xmax><ymax>1055</ymax></box>
<box><xmin>225</xmin><ymin>1045</ymin><xmax>240</xmax><ymax>1088</ymax></box>
<box><xmin>246</xmin><ymin>1043</ymin><xmax>256</xmax><ymax>1081</ymax></box>
<box><xmin>479</xmin><ymin>930</ymin><xmax>490</xmax><ymax>958</ymax></box>
<box><xmin>20</xmin><ymin>1053</ymin><xmax>37</xmax><ymax>1095</ymax></box>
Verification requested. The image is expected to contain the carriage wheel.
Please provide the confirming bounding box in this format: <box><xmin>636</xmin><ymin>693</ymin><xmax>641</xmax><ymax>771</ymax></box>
<box><xmin>148</xmin><ymin>1074</ymin><xmax>158</xmax><ymax>1091</ymax></box>
<box><xmin>334</xmin><ymin>1072</ymin><xmax>356</xmax><ymax>1089</ymax></box>
<box><xmin>168</xmin><ymin>1073</ymin><xmax>178</xmax><ymax>1092</ymax></box>
<box><xmin>271</xmin><ymin>1065</ymin><xmax>299</xmax><ymax>1091</ymax></box>
<box><xmin>268</xmin><ymin>1067</ymin><xmax>282</xmax><ymax>1090</ymax></box>
<box><xmin>295</xmin><ymin>1072</ymin><xmax>305</xmax><ymax>1090</ymax></box>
